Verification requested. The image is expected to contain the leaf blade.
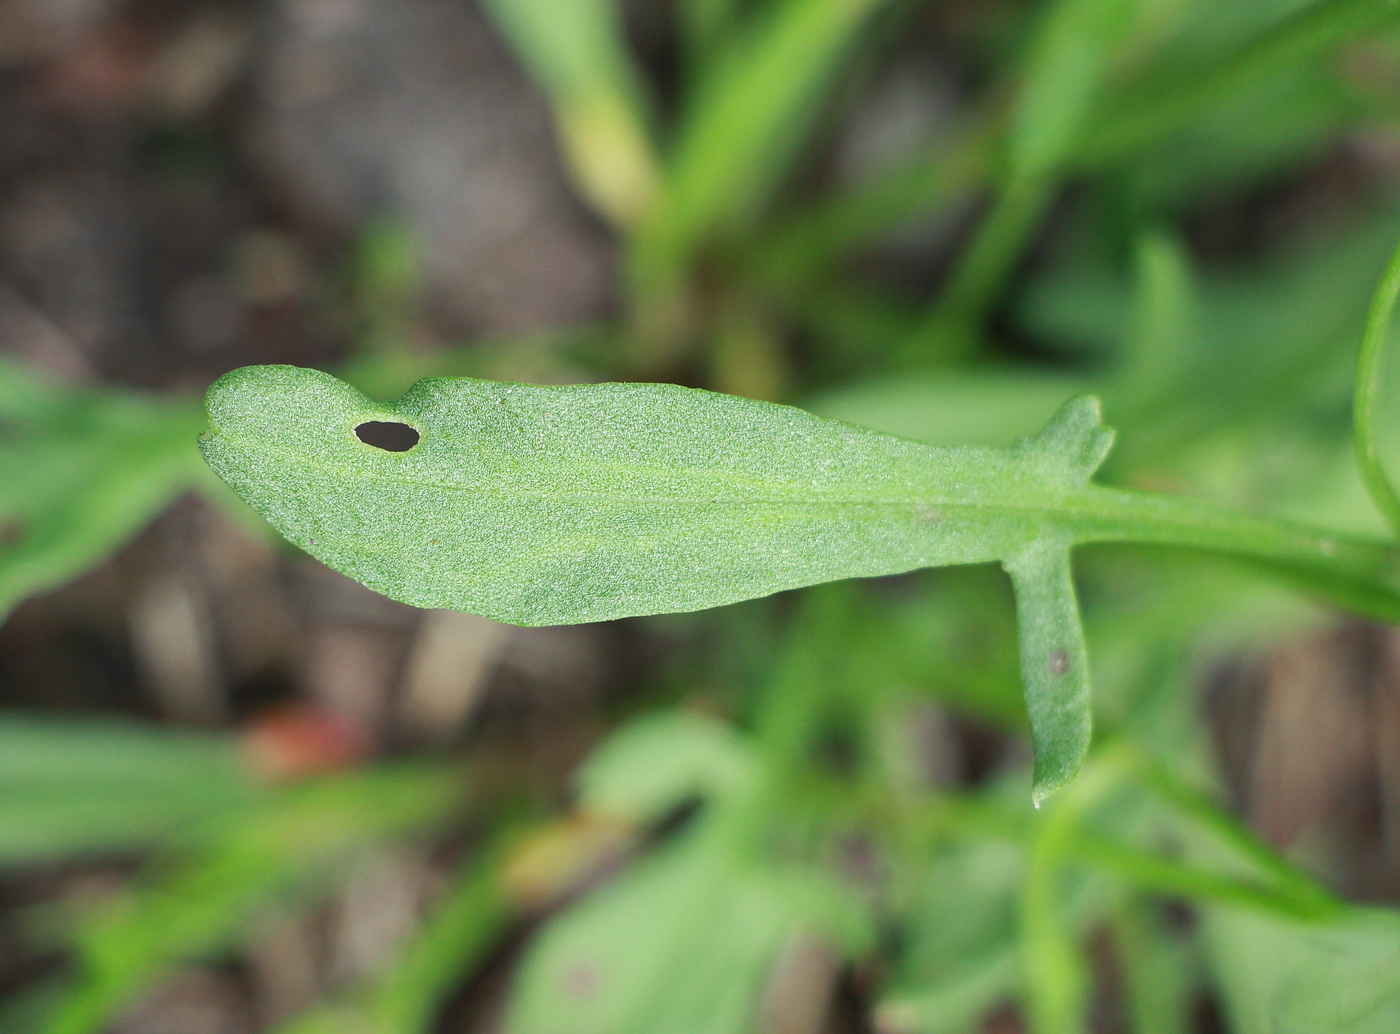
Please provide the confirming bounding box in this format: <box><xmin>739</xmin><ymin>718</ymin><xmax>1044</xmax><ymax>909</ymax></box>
<box><xmin>199</xmin><ymin>365</ymin><xmax>1075</xmax><ymax>625</ymax></box>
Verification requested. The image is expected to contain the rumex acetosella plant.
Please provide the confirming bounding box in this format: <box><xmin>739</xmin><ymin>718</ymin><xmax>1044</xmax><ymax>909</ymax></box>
<box><xmin>199</xmin><ymin>354</ymin><xmax>1400</xmax><ymax>804</ymax></box>
<box><xmin>8</xmin><ymin>1</ymin><xmax>1400</xmax><ymax>1033</ymax></box>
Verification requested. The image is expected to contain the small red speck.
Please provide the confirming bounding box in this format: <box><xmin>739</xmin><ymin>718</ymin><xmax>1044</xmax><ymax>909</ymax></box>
<box><xmin>244</xmin><ymin>704</ymin><xmax>369</xmax><ymax>782</ymax></box>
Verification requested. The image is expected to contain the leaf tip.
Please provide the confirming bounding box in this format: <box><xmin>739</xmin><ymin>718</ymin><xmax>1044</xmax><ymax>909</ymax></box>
<box><xmin>1020</xmin><ymin>394</ymin><xmax>1114</xmax><ymax>484</ymax></box>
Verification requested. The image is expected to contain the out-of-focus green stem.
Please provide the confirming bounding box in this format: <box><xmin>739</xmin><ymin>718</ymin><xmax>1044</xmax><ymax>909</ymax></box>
<box><xmin>1353</xmin><ymin>234</ymin><xmax>1400</xmax><ymax>537</ymax></box>
<box><xmin>899</xmin><ymin>176</ymin><xmax>1053</xmax><ymax>361</ymax></box>
<box><xmin>1021</xmin><ymin>760</ymin><xmax>1115</xmax><ymax>1034</ymax></box>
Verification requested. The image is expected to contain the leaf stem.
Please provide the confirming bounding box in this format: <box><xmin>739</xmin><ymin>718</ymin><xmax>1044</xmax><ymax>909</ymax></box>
<box><xmin>1353</xmin><ymin>234</ymin><xmax>1400</xmax><ymax>537</ymax></box>
<box><xmin>1070</xmin><ymin>487</ymin><xmax>1400</xmax><ymax>619</ymax></box>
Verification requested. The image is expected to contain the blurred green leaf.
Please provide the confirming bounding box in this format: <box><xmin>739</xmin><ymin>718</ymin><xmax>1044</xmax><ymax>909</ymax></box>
<box><xmin>878</xmin><ymin>839</ymin><xmax>1025</xmax><ymax>1034</ymax></box>
<box><xmin>808</xmin><ymin>369</ymin><xmax>1092</xmax><ymax>449</ymax></box>
<box><xmin>0</xmin><ymin>360</ymin><xmax>206</xmax><ymax>622</ymax></box>
<box><xmin>1204</xmin><ymin>906</ymin><xmax>1400</xmax><ymax>1034</ymax></box>
<box><xmin>506</xmin><ymin>825</ymin><xmax>870</xmax><ymax>1034</ymax></box>
<box><xmin>577</xmin><ymin>710</ymin><xmax>753</xmax><ymax>825</ymax></box>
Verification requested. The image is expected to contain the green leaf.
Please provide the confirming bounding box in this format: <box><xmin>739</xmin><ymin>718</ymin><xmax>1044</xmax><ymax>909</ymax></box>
<box><xmin>200</xmin><ymin>365</ymin><xmax>1400</xmax><ymax>799</ymax></box>
<box><xmin>1005</xmin><ymin>539</ymin><xmax>1092</xmax><ymax>803</ymax></box>
<box><xmin>1352</xmin><ymin>232</ymin><xmax>1400</xmax><ymax>535</ymax></box>
<box><xmin>198</xmin><ymin>365</ymin><xmax>1116</xmax><ymax>627</ymax></box>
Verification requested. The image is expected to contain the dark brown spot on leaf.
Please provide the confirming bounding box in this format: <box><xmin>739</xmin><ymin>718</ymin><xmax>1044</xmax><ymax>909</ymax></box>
<box><xmin>562</xmin><ymin>961</ymin><xmax>600</xmax><ymax>999</ymax></box>
<box><xmin>1048</xmin><ymin>650</ymin><xmax>1072</xmax><ymax>677</ymax></box>
<box><xmin>0</xmin><ymin>519</ymin><xmax>23</xmax><ymax>549</ymax></box>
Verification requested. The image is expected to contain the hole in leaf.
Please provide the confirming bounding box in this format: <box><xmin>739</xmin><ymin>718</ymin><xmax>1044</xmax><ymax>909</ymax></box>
<box><xmin>355</xmin><ymin>421</ymin><xmax>420</xmax><ymax>452</ymax></box>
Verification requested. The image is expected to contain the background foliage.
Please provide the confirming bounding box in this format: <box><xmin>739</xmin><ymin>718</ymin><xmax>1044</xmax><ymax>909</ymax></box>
<box><xmin>3</xmin><ymin>0</ymin><xmax>1400</xmax><ymax>1031</ymax></box>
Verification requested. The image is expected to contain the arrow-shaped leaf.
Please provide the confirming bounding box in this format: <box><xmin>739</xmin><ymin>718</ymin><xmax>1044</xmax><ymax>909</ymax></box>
<box><xmin>199</xmin><ymin>365</ymin><xmax>1400</xmax><ymax>799</ymax></box>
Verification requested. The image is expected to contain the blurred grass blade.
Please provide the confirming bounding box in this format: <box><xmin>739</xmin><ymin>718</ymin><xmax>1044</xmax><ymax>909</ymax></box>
<box><xmin>0</xmin><ymin>359</ymin><xmax>207</xmax><ymax>622</ymax></box>
<box><xmin>1020</xmin><ymin>763</ymin><xmax>1117</xmax><ymax>1034</ymax></box>
<box><xmin>273</xmin><ymin>830</ymin><xmax>515</xmax><ymax>1034</ymax></box>
<box><xmin>479</xmin><ymin>0</ymin><xmax>659</xmax><ymax>227</ymax></box>
<box><xmin>1080</xmin><ymin>0</ymin><xmax>1400</xmax><ymax>166</ymax></box>
<box><xmin>630</xmin><ymin>0</ymin><xmax>891</xmax><ymax>298</ymax></box>
<box><xmin>1121</xmin><ymin>230</ymin><xmax>1196</xmax><ymax>398</ymax></box>
<box><xmin>1066</xmin><ymin>834</ymin><xmax>1336</xmax><ymax>919</ymax></box>
<box><xmin>1112</xmin><ymin>903</ymin><xmax>1194</xmax><ymax>1034</ymax></box>
<box><xmin>1353</xmin><ymin>234</ymin><xmax>1400</xmax><ymax>536</ymax></box>
<box><xmin>904</xmin><ymin>0</ymin><xmax>1142</xmax><ymax>357</ymax></box>
<box><xmin>762</xmin><ymin>0</ymin><xmax>1400</xmax><ymax>295</ymax></box>
<box><xmin>753</xmin><ymin>118</ymin><xmax>996</xmax><ymax>293</ymax></box>
<box><xmin>41</xmin><ymin>764</ymin><xmax>463</xmax><ymax>1034</ymax></box>
<box><xmin>364</xmin><ymin>843</ymin><xmax>511</xmax><ymax>1033</ymax></box>
<box><xmin>0</xmin><ymin>718</ymin><xmax>258</xmax><ymax>865</ymax></box>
